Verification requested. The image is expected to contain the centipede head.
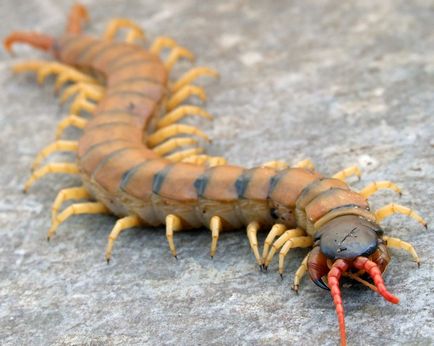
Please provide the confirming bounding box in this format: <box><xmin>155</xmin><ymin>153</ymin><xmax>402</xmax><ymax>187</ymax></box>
<box><xmin>307</xmin><ymin>215</ymin><xmax>399</xmax><ymax>346</ymax></box>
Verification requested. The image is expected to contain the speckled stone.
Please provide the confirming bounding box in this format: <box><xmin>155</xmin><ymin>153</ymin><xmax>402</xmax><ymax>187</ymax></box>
<box><xmin>0</xmin><ymin>1</ymin><xmax>433</xmax><ymax>345</ymax></box>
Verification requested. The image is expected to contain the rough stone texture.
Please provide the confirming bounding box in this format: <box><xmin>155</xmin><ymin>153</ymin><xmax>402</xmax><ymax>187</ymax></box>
<box><xmin>1</xmin><ymin>1</ymin><xmax>433</xmax><ymax>345</ymax></box>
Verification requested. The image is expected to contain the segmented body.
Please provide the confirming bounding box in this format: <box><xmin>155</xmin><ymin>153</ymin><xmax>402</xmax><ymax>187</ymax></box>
<box><xmin>54</xmin><ymin>33</ymin><xmax>367</xmax><ymax>236</ymax></box>
<box><xmin>5</xmin><ymin>5</ymin><xmax>427</xmax><ymax>346</ymax></box>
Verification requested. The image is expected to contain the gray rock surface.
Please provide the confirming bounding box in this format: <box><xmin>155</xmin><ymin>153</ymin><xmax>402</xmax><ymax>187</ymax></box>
<box><xmin>0</xmin><ymin>1</ymin><xmax>433</xmax><ymax>345</ymax></box>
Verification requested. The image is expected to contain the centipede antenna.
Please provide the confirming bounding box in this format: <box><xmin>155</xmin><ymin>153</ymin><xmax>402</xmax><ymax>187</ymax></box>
<box><xmin>353</xmin><ymin>257</ymin><xmax>399</xmax><ymax>304</ymax></box>
<box><xmin>327</xmin><ymin>259</ymin><xmax>350</xmax><ymax>346</ymax></box>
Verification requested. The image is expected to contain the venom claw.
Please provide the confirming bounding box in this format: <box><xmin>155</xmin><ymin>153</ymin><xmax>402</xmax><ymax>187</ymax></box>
<box><xmin>313</xmin><ymin>278</ymin><xmax>330</xmax><ymax>291</ymax></box>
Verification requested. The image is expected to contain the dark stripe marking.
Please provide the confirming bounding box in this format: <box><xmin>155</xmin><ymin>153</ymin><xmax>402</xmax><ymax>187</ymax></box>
<box><xmin>86</xmin><ymin>121</ymin><xmax>135</xmax><ymax>131</ymax></box>
<box><xmin>119</xmin><ymin>160</ymin><xmax>149</xmax><ymax>191</ymax></box>
<box><xmin>268</xmin><ymin>169</ymin><xmax>290</xmax><ymax>197</ymax></box>
<box><xmin>234</xmin><ymin>169</ymin><xmax>252</xmax><ymax>198</ymax></box>
<box><xmin>152</xmin><ymin>165</ymin><xmax>173</xmax><ymax>194</ymax></box>
<box><xmin>193</xmin><ymin>169</ymin><xmax>213</xmax><ymax>197</ymax></box>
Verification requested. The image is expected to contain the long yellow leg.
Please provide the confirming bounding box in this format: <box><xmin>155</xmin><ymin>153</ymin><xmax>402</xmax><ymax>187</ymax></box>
<box><xmin>181</xmin><ymin>155</ymin><xmax>227</xmax><ymax>167</ymax></box>
<box><xmin>292</xmin><ymin>253</ymin><xmax>309</xmax><ymax>293</ymax></box>
<box><xmin>55</xmin><ymin>115</ymin><xmax>88</xmax><ymax>140</ymax></box>
<box><xmin>166</xmin><ymin>214</ymin><xmax>183</xmax><ymax>258</ymax></box>
<box><xmin>105</xmin><ymin>215</ymin><xmax>142</xmax><ymax>263</ymax></box>
<box><xmin>51</xmin><ymin>186</ymin><xmax>92</xmax><ymax>223</ymax></box>
<box><xmin>103</xmin><ymin>18</ymin><xmax>146</xmax><ymax>43</ymax></box>
<box><xmin>262</xmin><ymin>224</ymin><xmax>286</xmax><ymax>263</ymax></box>
<box><xmin>31</xmin><ymin>140</ymin><xmax>78</xmax><ymax>171</ymax></box>
<box><xmin>375</xmin><ymin>203</ymin><xmax>427</xmax><ymax>229</ymax></box>
<box><xmin>293</xmin><ymin>159</ymin><xmax>315</xmax><ymax>171</ymax></box>
<box><xmin>332</xmin><ymin>165</ymin><xmax>361</xmax><ymax>182</ymax></box>
<box><xmin>171</xmin><ymin>67</ymin><xmax>219</xmax><ymax>93</ymax></box>
<box><xmin>261</xmin><ymin>160</ymin><xmax>288</xmax><ymax>171</ymax></box>
<box><xmin>48</xmin><ymin>202</ymin><xmax>110</xmax><ymax>240</ymax></box>
<box><xmin>12</xmin><ymin>60</ymin><xmax>47</xmax><ymax>74</ymax></box>
<box><xmin>60</xmin><ymin>82</ymin><xmax>105</xmax><ymax>104</ymax></box>
<box><xmin>167</xmin><ymin>85</ymin><xmax>207</xmax><ymax>111</ymax></box>
<box><xmin>24</xmin><ymin>163</ymin><xmax>79</xmax><ymax>193</ymax></box>
<box><xmin>247</xmin><ymin>221</ymin><xmax>262</xmax><ymax>266</ymax></box>
<box><xmin>149</xmin><ymin>36</ymin><xmax>178</xmax><ymax>55</ymax></box>
<box><xmin>383</xmin><ymin>236</ymin><xmax>420</xmax><ymax>266</ymax></box>
<box><xmin>69</xmin><ymin>93</ymin><xmax>96</xmax><ymax>115</ymax></box>
<box><xmin>263</xmin><ymin>228</ymin><xmax>305</xmax><ymax>269</ymax></box>
<box><xmin>12</xmin><ymin>60</ymin><xmax>98</xmax><ymax>92</ymax></box>
<box><xmin>146</xmin><ymin>124</ymin><xmax>209</xmax><ymax>147</ymax></box>
<box><xmin>359</xmin><ymin>181</ymin><xmax>402</xmax><ymax>198</ymax></box>
<box><xmin>279</xmin><ymin>236</ymin><xmax>313</xmax><ymax>277</ymax></box>
<box><xmin>164</xmin><ymin>47</ymin><xmax>195</xmax><ymax>72</ymax></box>
<box><xmin>165</xmin><ymin>148</ymin><xmax>204</xmax><ymax>162</ymax></box>
<box><xmin>153</xmin><ymin>137</ymin><xmax>198</xmax><ymax>156</ymax></box>
<box><xmin>210</xmin><ymin>215</ymin><xmax>222</xmax><ymax>258</ymax></box>
<box><xmin>156</xmin><ymin>105</ymin><xmax>213</xmax><ymax>129</ymax></box>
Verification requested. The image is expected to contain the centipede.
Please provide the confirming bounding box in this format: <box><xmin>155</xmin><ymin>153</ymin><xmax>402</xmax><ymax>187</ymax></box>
<box><xmin>4</xmin><ymin>4</ymin><xmax>428</xmax><ymax>346</ymax></box>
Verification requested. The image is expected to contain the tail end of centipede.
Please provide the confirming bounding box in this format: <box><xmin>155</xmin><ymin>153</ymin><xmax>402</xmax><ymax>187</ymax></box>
<box><xmin>3</xmin><ymin>31</ymin><xmax>55</xmax><ymax>54</ymax></box>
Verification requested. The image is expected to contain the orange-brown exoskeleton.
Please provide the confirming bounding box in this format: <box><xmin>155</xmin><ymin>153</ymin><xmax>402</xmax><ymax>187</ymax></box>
<box><xmin>4</xmin><ymin>4</ymin><xmax>427</xmax><ymax>345</ymax></box>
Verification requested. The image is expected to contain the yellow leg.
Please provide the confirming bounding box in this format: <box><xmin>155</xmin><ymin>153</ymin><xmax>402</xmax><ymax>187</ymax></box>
<box><xmin>261</xmin><ymin>160</ymin><xmax>288</xmax><ymax>171</ymax></box>
<box><xmin>278</xmin><ymin>236</ymin><xmax>313</xmax><ymax>277</ymax></box>
<box><xmin>24</xmin><ymin>163</ymin><xmax>79</xmax><ymax>193</ymax></box>
<box><xmin>262</xmin><ymin>224</ymin><xmax>286</xmax><ymax>263</ymax></box>
<box><xmin>149</xmin><ymin>36</ymin><xmax>178</xmax><ymax>55</ymax></box>
<box><xmin>103</xmin><ymin>18</ymin><xmax>146</xmax><ymax>43</ymax></box>
<box><xmin>146</xmin><ymin>124</ymin><xmax>209</xmax><ymax>147</ymax></box>
<box><xmin>293</xmin><ymin>159</ymin><xmax>315</xmax><ymax>171</ymax></box>
<box><xmin>292</xmin><ymin>253</ymin><xmax>309</xmax><ymax>293</ymax></box>
<box><xmin>31</xmin><ymin>140</ymin><xmax>78</xmax><ymax>171</ymax></box>
<box><xmin>51</xmin><ymin>186</ymin><xmax>92</xmax><ymax>224</ymax></box>
<box><xmin>48</xmin><ymin>202</ymin><xmax>110</xmax><ymax>240</ymax></box>
<box><xmin>12</xmin><ymin>60</ymin><xmax>47</xmax><ymax>74</ymax></box>
<box><xmin>60</xmin><ymin>82</ymin><xmax>105</xmax><ymax>104</ymax></box>
<box><xmin>247</xmin><ymin>221</ymin><xmax>261</xmax><ymax>266</ymax></box>
<box><xmin>181</xmin><ymin>155</ymin><xmax>227</xmax><ymax>167</ymax></box>
<box><xmin>166</xmin><ymin>214</ymin><xmax>183</xmax><ymax>258</ymax></box>
<box><xmin>167</xmin><ymin>85</ymin><xmax>207</xmax><ymax>111</ymax></box>
<box><xmin>210</xmin><ymin>215</ymin><xmax>222</xmax><ymax>258</ymax></box>
<box><xmin>156</xmin><ymin>105</ymin><xmax>213</xmax><ymax>129</ymax></box>
<box><xmin>12</xmin><ymin>60</ymin><xmax>98</xmax><ymax>92</ymax></box>
<box><xmin>171</xmin><ymin>67</ymin><xmax>219</xmax><ymax>93</ymax></box>
<box><xmin>55</xmin><ymin>115</ymin><xmax>88</xmax><ymax>140</ymax></box>
<box><xmin>375</xmin><ymin>203</ymin><xmax>427</xmax><ymax>229</ymax></box>
<box><xmin>69</xmin><ymin>93</ymin><xmax>97</xmax><ymax>115</ymax></box>
<box><xmin>383</xmin><ymin>236</ymin><xmax>420</xmax><ymax>266</ymax></box>
<box><xmin>332</xmin><ymin>165</ymin><xmax>361</xmax><ymax>182</ymax></box>
<box><xmin>165</xmin><ymin>148</ymin><xmax>204</xmax><ymax>162</ymax></box>
<box><xmin>359</xmin><ymin>181</ymin><xmax>402</xmax><ymax>198</ymax></box>
<box><xmin>153</xmin><ymin>137</ymin><xmax>198</xmax><ymax>156</ymax></box>
<box><xmin>263</xmin><ymin>228</ymin><xmax>305</xmax><ymax>269</ymax></box>
<box><xmin>164</xmin><ymin>46</ymin><xmax>195</xmax><ymax>72</ymax></box>
<box><xmin>105</xmin><ymin>215</ymin><xmax>142</xmax><ymax>263</ymax></box>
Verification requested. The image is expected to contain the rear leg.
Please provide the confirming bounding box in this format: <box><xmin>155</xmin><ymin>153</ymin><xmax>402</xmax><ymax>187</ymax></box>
<box><xmin>103</xmin><ymin>18</ymin><xmax>146</xmax><ymax>43</ymax></box>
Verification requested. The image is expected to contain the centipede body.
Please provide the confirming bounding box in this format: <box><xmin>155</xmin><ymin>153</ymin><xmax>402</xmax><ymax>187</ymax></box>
<box><xmin>3</xmin><ymin>3</ymin><xmax>429</xmax><ymax>346</ymax></box>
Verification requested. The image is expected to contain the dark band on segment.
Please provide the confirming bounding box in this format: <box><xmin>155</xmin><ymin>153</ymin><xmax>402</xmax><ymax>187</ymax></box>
<box><xmin>119</xmin><ymin>160</ymin><xmax>149</xmax><ymax>191</ymax></box>
<box><xmin>152</xmin><ymin>164</ymin><xmax>174</xmax><ymax>194</ymax></box>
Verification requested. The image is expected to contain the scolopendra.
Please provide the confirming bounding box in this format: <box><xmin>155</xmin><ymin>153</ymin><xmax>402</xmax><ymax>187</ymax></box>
<box><xmin>3</xmin><ymin>4</ymin><xmax>428</xmax><ymax>346</ymax></box>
